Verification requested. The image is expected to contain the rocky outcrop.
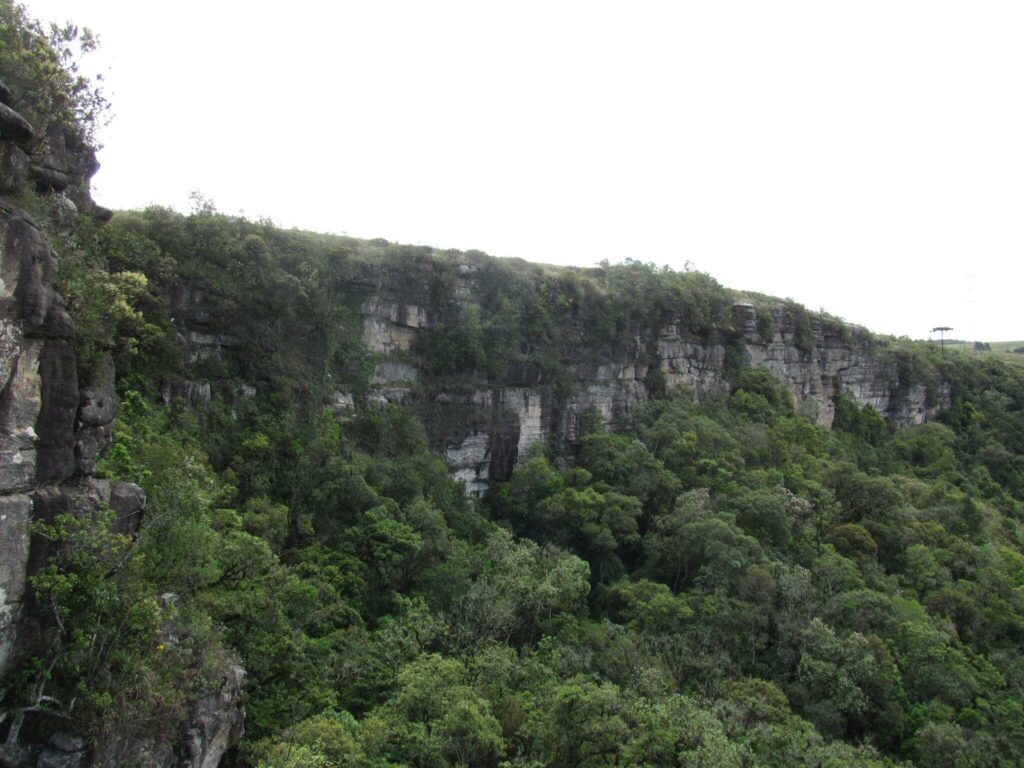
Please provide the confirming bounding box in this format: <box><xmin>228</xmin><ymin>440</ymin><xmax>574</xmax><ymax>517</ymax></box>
<box><xmin>0</xmin><ymin>87</ymin><xmax>114</xmax><ymax>679</ymax></box>
<box><xmin>345</xmin><ymin>289</ymin><xmax>949</xmax><ymax>494</ymax></box>
<box><xmin>91</xmin><ymin>664</ymin><xmax>245</xmax><ymax>768</ymax></box>
<box><xmin>1</xmin><ymin>663</ymin><xmax>243</xmax><ymax>768</ymax></box>
<box><xmin>172</xmin><ymin>665</ymin><xmax>246</xmax><ymax>768</ymax></box>
<box><xmin>0</xmin><ymin>202</ymin><xmax>80</xmax><ymax>679</ymax></box>
<box><xmin>0</xmin><ymin>91</ymin><xmax>243</xmax><ymax>768</ymax></box>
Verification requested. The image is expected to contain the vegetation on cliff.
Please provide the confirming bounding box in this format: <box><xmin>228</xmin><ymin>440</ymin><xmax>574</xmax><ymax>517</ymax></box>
<box><xmin>4</xmin><ymin>5</ymin><xmax>1024</xmax><ymax>767</ymax></box>
<box><xmin>10</xmin><ymin>198</ymin><xmax>1020</xmax><ymax>768</ymax></box>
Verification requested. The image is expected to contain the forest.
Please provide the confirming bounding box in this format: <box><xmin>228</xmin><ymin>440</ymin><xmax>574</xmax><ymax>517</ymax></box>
<box><xmin>3</xmin><ymin>3</ymin><xmax>1024</xmax><ymax>767</ymax></box>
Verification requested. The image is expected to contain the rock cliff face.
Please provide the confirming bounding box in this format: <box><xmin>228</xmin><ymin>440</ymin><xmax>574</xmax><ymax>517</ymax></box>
<box><xmin>0</xmin><ymin>107</ymin><xmax>99</xmax><ymax>684</ymax></box>
<box><xmin>354</xmin><ymin>293</ymin><xmax>947</xmax><ymax>494</ymax></box>
<box><xmin>0</xmin><ymin>86</ymin><xmax>242</xmax><ymax>768</ymax></box>
<box><xmin>167</xmin><ymin>259</ymin><xmax>949</xmax><ymax>498</ymax></box>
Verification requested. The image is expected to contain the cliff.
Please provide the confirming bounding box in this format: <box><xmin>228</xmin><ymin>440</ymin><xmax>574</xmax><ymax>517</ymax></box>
<box><xmin>164</xmin><ymin>247</ymin><xmax>950</xmax><ymax>496</ymax></box>
<box><xmin>0</xmin><ymin>83</ymin><xmax>243</xmax><ymax>768</ymax></box>
<box><xmin>0</xmin><ymin>81</ymin><xmax>113</xmax><ymax>683</ymax></box>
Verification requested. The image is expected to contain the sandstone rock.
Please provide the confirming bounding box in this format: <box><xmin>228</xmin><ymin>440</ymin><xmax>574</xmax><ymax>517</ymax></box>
<box><xmin>90</xmin><ymin>205</ymin><xmax>113</xmax><ymax>223</ymax></box>
<box><xmin>0</xmin><ymin>494</ymin><xmax>32</xmax><ymax>678</ymax></box>
<box><xmin>172</xmin><ymin>664</ymin><xmax>246</xmax><ymax>768</ymax></box>
<box><xmin>1</xmin><ymin>198</ymin><xmax>83</xmax><ymax>683</ymax></box>
<box><xmin>185</xmin><ymin>331</ymin><xmax>235</xmax><ymax>364</ymax></box>
<box><xmin>372</xmin><ymin>361</ymin><xmax>419</xmax><ymax>383</ymax></box>
<box><xmin>74</xmin><ymin>359</ymin><xmax>116</xmax><ymax>473</ymax></box>
<box><xmin>445</xmin><ymin>432</ymin><xmax>491</xmax><ymax>495</ymax></box>
<box><xmin>2</xmin><ymin>207</ymin><xmax>74</xmax><ymax>337</ymax></box>
<box><xmin>30</xmin><ymin>125</ymin><xmax>70</xmax><ymax>193</ymax></box>
<box><xmin>48</xmin><ymin>193</ymin><xmax>78</xmax><ymax>229</ymax></box>
<box><xmin>61</xmin><ymin>477</ymin><xmax>145</xmax><ymax>538</ymax></box>
<box><xmin>0</xmin><ymin>90</ymin><xmax>248</xmax><ymax>768</ymax></box>
<box><xmin>0</xmin><ymin>333</ymin><xmax>43</xmax><ymax>493</ymax></box>
<box><xmin>34</xmin><ymin>339</ymin><xmax>79</xmax><ymax>485</ymax></box>
<box><xmin>65</xmin><ymin>476</ymin><xmax>111</xmax><ymax>515</ymax></box>
<box><xmin>60</xmin><ymin>139</ymin><xmax>98</xmax><ymax>213</ymax></box>
<box><xmin>29</xmin><ymin>165</ymin><xmax>70</xmax><ymax>193</ymax></box>
<box><xmin>0</xmin><ymin>103</ymin><xmax>33</xmax><ymax>144</ymax></box>
<box><xmin>331</xmin><ymin>391</ymin><xmax>355</xmax><ymax>414</ymax></box>
<box><xmin>109</xmin><ymin>480</ymin><xmax>146</xmax><ymax>535</ymax></box>
<box><xmin>0</xmin><ymin>142</ymin><xmax>30</xmax><ymax>194</ymax></box>
<box><xmin>183</xmin><ymin>380</ymin><xmax>212</xmax><ymax>407</ymax></box>
<box><xmin>361</xmin><ymin>300</ymin><xmax>428</xmax><ymax>353</ymax></box>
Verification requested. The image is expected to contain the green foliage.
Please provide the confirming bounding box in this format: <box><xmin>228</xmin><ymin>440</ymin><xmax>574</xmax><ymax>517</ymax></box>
<box><xmin>0</xmin><ymin>0</ymin><xmax>110</xmax><ymax>146</ymax></box>
<box><xmin>3</xmin><ymin>429</ymin><xmax>233</xmax><ymax>751</ymax></box>
<box><xmin>8</xmin><ymin>85</ymin><xmax>1024</xmax><ymax>764</ymax></box>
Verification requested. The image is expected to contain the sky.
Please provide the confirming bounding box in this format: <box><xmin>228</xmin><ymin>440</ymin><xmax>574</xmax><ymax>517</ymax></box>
<box><xmin>22</xmin><ymin>0</ymin><xmax>1024</xmax><ymax>341</ymax></box>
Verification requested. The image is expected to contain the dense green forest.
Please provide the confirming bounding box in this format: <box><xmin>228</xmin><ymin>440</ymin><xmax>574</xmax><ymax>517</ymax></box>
<box><xmin>4</xmin><ymin>4</ymin><xmax>1024</xmax><ymax>767</ymax></box>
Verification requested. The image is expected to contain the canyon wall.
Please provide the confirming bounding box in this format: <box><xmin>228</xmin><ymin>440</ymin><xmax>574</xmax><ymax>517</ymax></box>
<box><xmin>169</xmin><ymin>260</ymin><xmax>949</xmax><ymax>497</ymax></box>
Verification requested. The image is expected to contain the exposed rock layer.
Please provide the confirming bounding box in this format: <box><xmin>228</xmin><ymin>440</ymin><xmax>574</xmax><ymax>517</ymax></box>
<box><xmin>168</xmin><ymin>267</ymin><xmax>949</xmax><ymax>497</ymax></box>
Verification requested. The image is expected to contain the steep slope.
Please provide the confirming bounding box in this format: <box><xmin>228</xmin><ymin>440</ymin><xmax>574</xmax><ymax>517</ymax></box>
<box><xmin>157</xmin><ymin>225</ymin><xmax>949</xmax><ymax>494</ymax></box>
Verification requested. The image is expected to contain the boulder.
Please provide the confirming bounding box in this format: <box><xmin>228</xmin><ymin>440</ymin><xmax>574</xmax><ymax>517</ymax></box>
<box><xmin>109</xmin><ymin>480</ymin><xmax>146</xmax><ymax>535</ymax></box>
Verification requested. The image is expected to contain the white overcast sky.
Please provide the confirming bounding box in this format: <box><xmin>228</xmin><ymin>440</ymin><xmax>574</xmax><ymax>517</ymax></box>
<box><xmin>23</xmin><ymin>0</ymin><xmax>1024</xmax><ymax>341</ymax></box>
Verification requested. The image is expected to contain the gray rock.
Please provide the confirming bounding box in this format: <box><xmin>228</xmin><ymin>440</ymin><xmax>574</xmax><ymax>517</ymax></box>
<box><xmin>66</xmin><ymin>476</ymin><xmax>112</xmax><ymax>514</ymax></box>
<box><xmin>109</xmin><ymin>480</ymin><xmax>146</xmax><ymax>535</ymax></box>
<box><xmin>48</xmin><ymin>193</ymin><xmax>78</xmax><ymax>229</ymax></box>
<box><xmin>74</xmin><ymin>356</ymin><xmax>116</xmax><ymax>474</ymax></box>
<box><xmin>0</xmin><ymin>142</ymin><xmax>30</xmax><ymax>194</ymax></box>
<box><xmin>0</xmin><ymin>102</ymin><xmax>33</xmax><ymax>143</ymax></box>
<box><xmin>184</xmin><ymin>380</ymin><xmax>212</xmax><ymax>407</ymax></box>
<box><xmin>2</xmin><ymin>208</ymin><xmax>75</xmax><ymax>337</ymax></box>
<box><xmin>372</xmin><ymin>361</ymin><xmax>419</xmax><ymax>384</ymax></box>
<box><xmin>36</xmin><ymin>748</ymin><xmax>87</xmax><ymax>768</ymax></box>
<box><xmin>0</xmin><ymin>80</ymin><xmax>12</xmax><ymax>106</ymax></box>
<box><xmin>30</xmin><ymin>164</ymin><xmax>70</xmax><ymax>193</ymax></box>
<box><xmin>174</xmin><ymin>665</ymin><xmax>246</xmax><ymax>768</ymax></box>
<box><xmin>0</xmin><ymin>494</ymin><xmax>32</xmax><ymax>677</ymax></box>
<box><xmin>72</xmin><ymin>424</ymin><xmax>110</xmax><ymax>476</ymax></box>
<box><xmin>94</xmin><ymin>663</ymin><xmax>246</xmax><ymax>768</ymax></box>
<box><xmin>35</xmin><ymin>339</ymin><xmax>79</xmax><ymax>485</ymax></box>
<box><xmin>77</xmin><ymin>356</ymin><xmax>116</xmax><ymax>428</ymax></box>
<box><xmin>48</xmin><ymin>732</ymin><xmax>86</xmax><ymax>752</ymax></box>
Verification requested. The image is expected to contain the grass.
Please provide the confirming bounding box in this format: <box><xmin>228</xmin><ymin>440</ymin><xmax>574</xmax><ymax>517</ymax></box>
<box><xmin>942</xmin><ymin>340</ymin><xmax>1024</xmax><ymax>369</ymax></box>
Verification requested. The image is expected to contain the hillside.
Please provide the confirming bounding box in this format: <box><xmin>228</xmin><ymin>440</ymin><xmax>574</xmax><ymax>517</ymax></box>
<box><xmin>946</xmin><ymin>341</ymin><xmax>1024</xmax><ymax>370</ymax></box>
<box><xmin>3</xmin><ymin>5</ymin><xmax>1024</xmax><ymax>768</ymax></box>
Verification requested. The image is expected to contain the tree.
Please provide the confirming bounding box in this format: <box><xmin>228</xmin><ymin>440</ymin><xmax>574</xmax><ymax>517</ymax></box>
<box><xmin>0</xmin><ymin>0</ymin><xmax>110</xmax><ymax>146</ymax></box>
<box><xmin>644</xmin><ymin>490</ymin><xmax>763</xmax><ymax>592</ymax></box>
